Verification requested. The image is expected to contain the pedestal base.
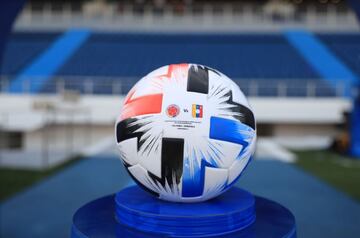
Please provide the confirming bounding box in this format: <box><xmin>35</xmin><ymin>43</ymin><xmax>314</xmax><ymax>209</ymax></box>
<box><xmin>71</xmin><ymin>186</ymin><xmax>296</xmax><ymax>238</ymax></box>
<box><xmin>115</xmin><ymin>186</ymin><xmax>256</xmax><ymax>236</ymax></box>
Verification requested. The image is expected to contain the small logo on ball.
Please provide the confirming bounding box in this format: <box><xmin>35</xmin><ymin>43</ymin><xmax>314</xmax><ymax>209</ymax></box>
<box><xmin>166</xmin><ymin>104</ymin><xmax>180</xmax><ymax>118</ymax></box>
<box><xmin>192</xmin><ymin>104</ymin><xmax>203</xmax><ymax>118</ymax></box>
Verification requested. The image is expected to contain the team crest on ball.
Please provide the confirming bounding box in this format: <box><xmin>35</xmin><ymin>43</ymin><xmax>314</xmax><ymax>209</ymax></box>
<box><xmin>115</xmin><ymin>63</ymin><xmax>256</xmax><ymax>203</ymax></box>
<box><xmin>166</xmin><ymin>104</ymin><xmax>180</xmax><ymax>118</ymax></box>
<box><xmin>192</xmin><ymin>104</ymin><xmax>203</xmax><ymax>118</ymax></box>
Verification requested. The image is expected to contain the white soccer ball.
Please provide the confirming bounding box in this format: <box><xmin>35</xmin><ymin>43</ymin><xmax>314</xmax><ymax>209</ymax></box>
<box><xmin>115</xmin><ymin>64</ymin><xmax>256</xmax><ymax>202</ymax></box>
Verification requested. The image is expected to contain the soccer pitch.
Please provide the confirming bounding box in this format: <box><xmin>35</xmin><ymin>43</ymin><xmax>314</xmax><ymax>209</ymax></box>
<box><xmin>294</xmin><ymin>150</ymin><xmax>360</xmax><ymax>201</ymax></box>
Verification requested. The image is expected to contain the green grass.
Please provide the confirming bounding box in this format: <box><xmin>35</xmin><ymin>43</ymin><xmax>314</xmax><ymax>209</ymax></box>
<box><xmin>0</xmin><ymin>156</ymin><xmax>82</xmax><ymax>202</ymax></box>
<box><xmin>294</xmin><ymin>150</ymin><xmax>360</xmax><ymax>202</ymax></box>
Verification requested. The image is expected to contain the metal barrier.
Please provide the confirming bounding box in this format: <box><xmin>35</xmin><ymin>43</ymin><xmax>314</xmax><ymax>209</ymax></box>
<box><xmin>0</xmin><ymin>76</ymin><xmax>348</xmax><ymax>97</ymax></box>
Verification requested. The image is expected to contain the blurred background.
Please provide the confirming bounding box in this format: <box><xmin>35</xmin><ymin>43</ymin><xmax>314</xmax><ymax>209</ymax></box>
<box><xmin>0</xmin><ymin>0</ymin><xmax>359</xmax><ymax>237</ymax></box>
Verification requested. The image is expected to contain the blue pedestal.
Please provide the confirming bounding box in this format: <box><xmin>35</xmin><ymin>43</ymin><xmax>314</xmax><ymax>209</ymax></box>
<box><xmin>71</xmin><ymin>186</ymin><xmax>296</xmax><ymax>238</ymax></box>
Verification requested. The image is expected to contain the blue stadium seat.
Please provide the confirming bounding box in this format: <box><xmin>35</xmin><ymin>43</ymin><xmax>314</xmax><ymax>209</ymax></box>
<box><xmin>318</xmin><ymin>34</ymin><xmax>360</xmax><ymax>78</ymax></box>
<box><xmin>0</xmin><ymin>32</ymin><xmax>60</xmax><ymax>77</ymax></box>
<box><xmin>57</xmin><ymin>33</ymin><xmax>319</xmax><ymax>79</ymax></box>
<box><xmin>53</xmin><ymin>33</ymin><xmax>324</xmax><ymax>96</ymax></box>
<box><xmin>4</xmin><ymin>32</ymin><xmax>359</xmax><ymax>97</ymax></box>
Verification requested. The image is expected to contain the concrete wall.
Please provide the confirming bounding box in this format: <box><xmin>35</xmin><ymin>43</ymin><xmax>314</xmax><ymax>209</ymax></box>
<box><xmin>23</xmin><ymin>124</ymin><xmax>113</xmax><ymax>151</ymax></box>
<box><xmin>271</xmin><ymin>123</ymin><xmax>340</xmax><ymax>149</ymax></box>
<box><xmin>0</xmin><ymin>124</ymin><xmax>114</xmax><ymax>169</ymax></box>
<box><xmin>0</xmin><ymin>94</ymin><xmax>352</xmax><ymax>168</ymax></box>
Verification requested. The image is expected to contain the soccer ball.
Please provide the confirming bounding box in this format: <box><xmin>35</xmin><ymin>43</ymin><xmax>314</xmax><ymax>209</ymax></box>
<box><xmin>115</xmin><ymin>64</ymin><xmax>256</xmax><ymax>202</ymax></box>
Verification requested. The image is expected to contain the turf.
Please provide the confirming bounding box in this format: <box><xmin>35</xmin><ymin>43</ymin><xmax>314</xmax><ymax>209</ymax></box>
<box><xmin>0</xmin><ymin>156</ymin><xmax>82</xmax><ymax>201</ymax></box>
<box><xmin>294</xmin><ymin>150</ymin><xmax>360</xmax><ymax>202</ymax></box>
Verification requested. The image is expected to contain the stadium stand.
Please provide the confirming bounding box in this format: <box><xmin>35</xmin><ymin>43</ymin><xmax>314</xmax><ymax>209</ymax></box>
<box><xmin>0</xmin><ymin>32</ymin><xmax>60</xmax><ymax>76</ymax></box>
<box><xmin>2</xmin><ymin>31</ymin><xmax>360</xmax><ymax>97</ymax></box>
<box><xmin>54</xmin><ymin>33</ymin><xmax>326</xmax><ymax>95</ymax></box>
<box><xmin>57</xmin><ymin>33</ymin><xmax>319</xmax><ymax>79</ymax></box>
<box><xmin>318</xmin><ymin>33</ymin><xmax>360</xmax><ymax>77</ymax></box>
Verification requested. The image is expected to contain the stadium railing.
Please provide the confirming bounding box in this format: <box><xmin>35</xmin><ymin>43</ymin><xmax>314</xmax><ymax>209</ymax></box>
<box><xmin>0</xmin><ymin>76</ymin><xmax>348</xmax><ymax>98</ymax></box>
